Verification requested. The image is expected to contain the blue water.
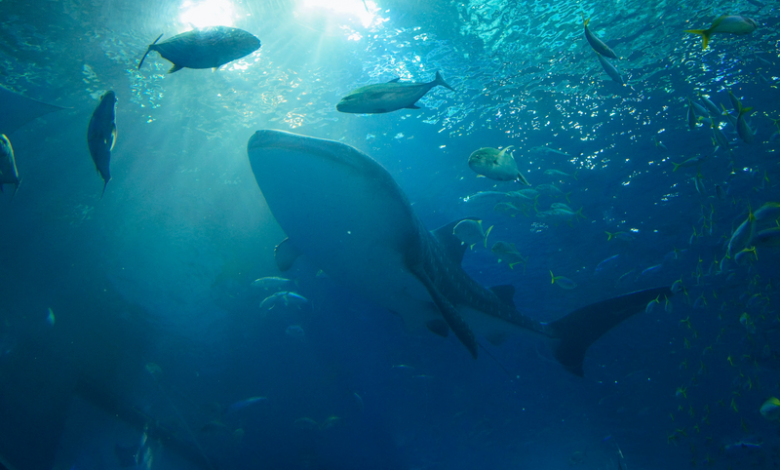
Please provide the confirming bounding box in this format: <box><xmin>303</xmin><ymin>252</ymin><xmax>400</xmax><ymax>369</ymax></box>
<box><xmin>0</xmin><ymin>1</ymin><xmax>779</xmax><ymax>469</ymax></box>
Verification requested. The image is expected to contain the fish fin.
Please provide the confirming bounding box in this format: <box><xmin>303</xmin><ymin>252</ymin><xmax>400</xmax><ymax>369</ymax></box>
<box><xmin>684</xmin><ymin>29</ymin><xmax>711</xmax><ymax>50</ymax></box>
<box><xmin>387</xmin><ymin>78</ymin><xmax>400</xmax><ymax>83</ymax></box>
<box><xmin>489</xmin><ymin>285</ymin><xmax>516</xmax><ymax>308</ymax></box>
<box><xmin>138</xmin><ymin>33</ymin><xmax>163</xmax><ymax>70</ymax></box>
<box><xmin>109</xmin><ymin>123</ymin><xmax>117</xmax><ymax>151</ymax></box>
<box><xmin>549</xmin><ymin>286</ymin><xmax>673</xmax><ymax>376</ymax></box>
<box><xmin>275</xmin><ymin>237</ymin><xmax>301</xmax><ymax>272</ymax></box>
<box><xmin>412</xmin><ymin>266</ymin><xmax>477</xmax><ymax>358</ymax></box>
<box><xmin>582</xmin><ymin>14</ymin><xmax>590</xmax><ymax>27</ymax></box>
<box><xmin>100</xmin><ymin>179</ymin><xmax>109</xmax><ymax>199</ymax></box>
<box><xmin>168</xmin><ymin>64</ymin><xmax>184</xmax><ymax>73</ymax></box>
<box><xmin>434</xmin><ymin>71</ymin><xmax>454</xmax><ymax>91</ymax></box>
<box><xmin>406</xmin><ymin>104</ymin><xmax>421</xmax><ymax>109</ymax></box>
<box><xmin>434</xmin><ymin>219</ymin><xmax>474</xmax><ymax>265</ymax></box>
<box><xmin>484</xmin><ymin>225</ymin><xmax>493</xmax><ymax>248</ymax></box>
<box><xmin>426</xmin><ymin>319</ymin><xmax>449</xmax><ymax>338</ymax></box>
<box><xmin>516</xmin><ymin>173</ymin><xmax>531</xmax><ymax>186</ymax></box>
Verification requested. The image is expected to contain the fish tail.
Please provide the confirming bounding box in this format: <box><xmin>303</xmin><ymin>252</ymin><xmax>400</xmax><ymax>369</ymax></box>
<box><xmin>138</xmin><ymin>33</ymin><xmax>163</xmax><ymax>70</ymax></box>
<box><xmin>550</xmin><ymin>287</ymin><xmax>674</xmax><ymax>376</ymax></box>
<box><xmin>572</xmin><ymin>169</ymin><xmax>579</xmax><ymax>181</ymax></box>
<box><xmin>101</xmin><ymin>179</ymin><xmax>109</xmax><ymax>199</ymax></box>
<box><xmin>550</xmin><ymin>270</ymin><xmax>556</xmax><ymax>284</ymax></box>
<box><xmin>582</xmin><ymin>14</ymin><xmax>590</xmax><ymax>27</ymax></box>
<box><xmin>434</xmin><ymin>71</ymin><xmax>454</xmax><ymax>92</ymax></box>
<box><xmin>484</xmin><ymin>225</ymin><xmax>494</xmax><ymax>248</ymax></box>
<box><xmin>605</xmin><ymin>231</ymin><xmax>613</xmax><ymax>241</ymax></box>
<box><xmin>672</xmin><ymin>162</ymin><xmax>681</xmax><ymax>172</ymax></box>
<box><xmin>684</xmin><ymin>29</ymin><xmax>711</xmax><ymax>50</ymax></box>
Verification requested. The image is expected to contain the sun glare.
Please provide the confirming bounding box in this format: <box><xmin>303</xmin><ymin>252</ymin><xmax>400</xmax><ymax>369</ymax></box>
<box><xmin>179</xmin><ymin>0</ymin><xmax>235</xmax><ymax>29</ymax></box>
<box><xmin>300</xmin><ymin>0</ymin><xmax>380</xmax><ymax>28</ymax></box>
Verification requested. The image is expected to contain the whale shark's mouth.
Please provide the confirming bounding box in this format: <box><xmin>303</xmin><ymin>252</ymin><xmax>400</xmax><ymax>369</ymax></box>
<box><xmin>248</xmin><ymin>129</ymin><xmax>339</xmax><ymax>158</ymax></box>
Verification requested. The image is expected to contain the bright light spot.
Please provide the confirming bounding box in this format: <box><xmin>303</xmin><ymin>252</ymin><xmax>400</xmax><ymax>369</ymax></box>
<box><xmin>300</xmin><ymin>0</ymin><xmax>380</xmax><ymax>28</ymax></box>
<box><xmin>180</xmin><ymin>0</ymin><xmax>235</xmax><ymax>29</ymax></box>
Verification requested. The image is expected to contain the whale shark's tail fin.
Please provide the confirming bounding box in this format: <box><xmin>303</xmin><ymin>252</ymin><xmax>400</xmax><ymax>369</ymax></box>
<box><xmin>549</xmin><ymin>287</ymin><xmax>673</xmax><ymax>376</ymax></box>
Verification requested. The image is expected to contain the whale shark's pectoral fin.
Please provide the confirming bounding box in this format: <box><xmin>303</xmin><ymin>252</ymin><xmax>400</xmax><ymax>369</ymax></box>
<box><xmin>275</xmin><ymin>237</ymin><xmax>301</xmax><ymax>272</ymax></box>
<box><xmin>549</xmin><ymin>286</ymin><xmax>673</xmax><ymax>376</ymax></box>
<box><xmin>405</xmin><ymin>104</ymin><xmax>421</xmax><ymax>109</ymax></box>
<box><xmin>411</xmin><ymin>265</ymin><xmax>478</xmax><ymax>358</ymax></box>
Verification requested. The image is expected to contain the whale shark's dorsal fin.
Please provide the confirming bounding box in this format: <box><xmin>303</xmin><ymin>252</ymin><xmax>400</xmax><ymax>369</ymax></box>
<box><xmin>432</xmin><ymin>218</ymin><xmax>477</xmax><ymax>265</ymax></box>
<box><xmin>275</xmin><ymin>238</ymin><xmax>301</xmax><ymax>272</ymax></box>
<box><xmin>387</xmin><ymin>78</ymin><xmax>400</xmax><ymax>83</ymax></box>
<box><xmin>489</xmin><ymin>285</ymin><xmax>516</xmax><ymax>308</ymax></box>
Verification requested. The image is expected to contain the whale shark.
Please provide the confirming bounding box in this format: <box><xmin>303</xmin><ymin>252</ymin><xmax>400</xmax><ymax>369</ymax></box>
<box><xmin>247</xmin><ymin>130</ymin><xmax>671</xmax><ymax>376</ymax></box>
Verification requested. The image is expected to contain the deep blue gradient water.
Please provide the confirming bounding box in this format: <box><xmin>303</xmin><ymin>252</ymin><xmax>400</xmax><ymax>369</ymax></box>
<box><xmin>0</xmin><ymin>1</ymin><xmax>779</xmax><ymax>469</ymax></box>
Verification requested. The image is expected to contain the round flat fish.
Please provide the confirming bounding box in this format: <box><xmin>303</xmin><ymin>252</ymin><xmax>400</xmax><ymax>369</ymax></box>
<box><xmin>468</xmin><ymin>146</ymin><xmax>530</xmax><ymax>185</ymax></box>
<box><xmin>138</xmin><ymin>26</ymin><xmax>261</xmax><ymax>73</ymax></box>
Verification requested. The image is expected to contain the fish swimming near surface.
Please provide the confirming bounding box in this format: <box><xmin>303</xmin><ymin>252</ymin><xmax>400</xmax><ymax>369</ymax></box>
<box><xmin>336</xmin><ymin>71</ymin><xmax>453</xmax><ymax>114</ymax></box>
<box><xmin>0</xmin><ymin>85</ymin><xmax>66</xmax><ymax>136</ymax></box>
<box><xmin>596</xmin><ymin>54</ymin><xmax>624</xmax><ymax>85</ymax></box>
<box><xmin>87</xmin><ymin>91</ymin><xmax>117</xmax><ymax>198</ymax></box>
<box><xmin>685</xmin><ymin>15</ymin><xmax>758</xmax><ymax>50</ymax></box>
<box><xmin>0</xmin><ymin>135</ymin><xmax>21</xmax><ymax>201</ymax></box>
<box><xmin>583</xmin><ymin>15</ymin><xmax>618</xmax><ymax>59</ymax></box>
<box><xmin>138</xmin><ymin>26</ymin><xmax>261</xmax><ymax>73</ymax></box>
<box><xmin>247</xmin><ymin>130</ymin><xmax>673</xmax><ymax>376</ymax></box>
<box><xmin>468</xmin><ymin>146</ymin><xmax>530</xmax><ymax>185</ymax></box>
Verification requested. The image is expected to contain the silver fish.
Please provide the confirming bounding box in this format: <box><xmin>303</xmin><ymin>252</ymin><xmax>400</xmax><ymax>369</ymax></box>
<box><xmin>597</xmin><ymin>54</ymin><xmax>624</xmax><ymax>85</ymax></box>
<box><xmin>583</xmin><ymin>16</ymin><xmax>617</xmax><ymax>59</ymax></box>
<box><xmin>138</xmin><ymin>27</ymin><xmax>261</xmax><ymax>73</ymax></box>
<box><xmin>336</xmin><ymin>72</ymin><xmax>453</xmax><ymax>114</ymax></box>
<box><xmin>468</xmin><ymin>146</ymin><xmax>530</xmax><ymax>185</ymax></box>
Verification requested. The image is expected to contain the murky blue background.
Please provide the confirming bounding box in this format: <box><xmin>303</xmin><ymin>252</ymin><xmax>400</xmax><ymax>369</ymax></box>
<box><xmin>0</xmin><ymin>1</ymin><xmax>779</xmax><ymax>469</ymax></box>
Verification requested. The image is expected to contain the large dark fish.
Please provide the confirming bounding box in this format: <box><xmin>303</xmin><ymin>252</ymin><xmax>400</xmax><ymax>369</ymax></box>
<box><xmin>248</xmin><ymin>130</ymin><xmax>673</xmax><ymax>376</ymax></box>
<box><xmin>0</xmin><ymin>134</ymin><xmax>20</xmax><ymax>201</ymax></box>
<box><xmin>87</xmin><ymin>91</ymin><xmax>117</xmax><ymax>198</ymax></box>
<box><xmin>138</xmin><ymin>27</ymin><xmax>261</xmax><ymax>73</ymax></box>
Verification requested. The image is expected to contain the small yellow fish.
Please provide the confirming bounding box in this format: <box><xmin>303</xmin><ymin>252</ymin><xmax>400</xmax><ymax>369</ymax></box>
<box><xmin>550</xmin><ymin>271</ymin><xmax>577</xmax><ymax>289</ymax></box>
<box><xmin>685</xmin><ymin>15</ymin><xmax>758</xmax><ymax>50</ymax></box>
